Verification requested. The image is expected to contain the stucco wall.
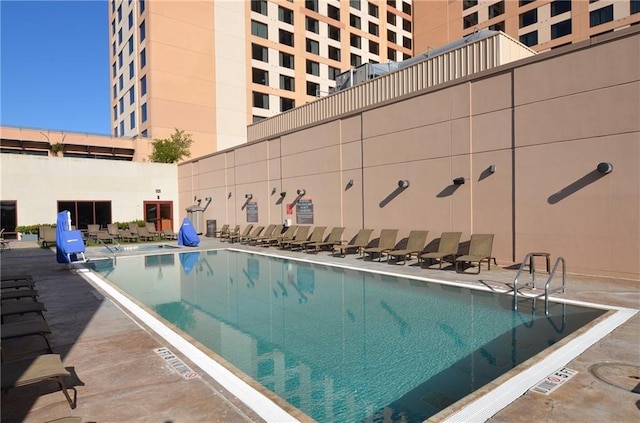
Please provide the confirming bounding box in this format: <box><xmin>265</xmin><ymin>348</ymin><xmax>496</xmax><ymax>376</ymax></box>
<box><xmin>179</xmin><ymin>31</ymin><xmax>639</xmax><ymax>280</ymax></box>
<box><xmin>1</xmin><ymin>154</ymin><xmax>179</xmax><ymax>229</ymax></box>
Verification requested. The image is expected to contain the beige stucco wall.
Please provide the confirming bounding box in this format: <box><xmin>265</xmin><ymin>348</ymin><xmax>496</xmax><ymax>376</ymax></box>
<box><xmin>179</xmin><ymin>30</ymin><xmax>639</xmax><ymax>280</ymax></box>
<box><xmin>1</xmin><ymin>154</ymin><xmax>179</xmax><ymax>229</ymax></box>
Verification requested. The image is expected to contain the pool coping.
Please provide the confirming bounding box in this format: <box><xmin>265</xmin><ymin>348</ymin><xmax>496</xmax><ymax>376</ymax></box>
<box><xmin>80</xmin><ymin>247</ymin><xmax>639</xmax><ymax>422</ymax></box>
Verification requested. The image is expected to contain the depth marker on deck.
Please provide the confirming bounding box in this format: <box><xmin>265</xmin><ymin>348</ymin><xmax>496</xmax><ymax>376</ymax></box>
<box><xmin>530</xmin><ymin>367</ymin><xmax>577</xmax><ymax>395</ymax></box>
<box><xmin>155</xmin><ymin>347</ymin><xmax>199</xmax><ymax>380</ymax></box>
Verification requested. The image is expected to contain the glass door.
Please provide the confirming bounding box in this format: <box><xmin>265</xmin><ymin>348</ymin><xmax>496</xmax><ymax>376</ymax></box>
<box><xmin>144</xmin><ymin>201</ymin><xmax>173</xmax><ymax>231</ymax></box>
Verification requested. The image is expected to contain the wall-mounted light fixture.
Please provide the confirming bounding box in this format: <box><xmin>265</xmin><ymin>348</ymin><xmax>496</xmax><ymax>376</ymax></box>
<box><xmin>453</xmin><ymin>177</ymin><xmax>465</xmax><ymax>185</ymax></box>
<box><xmin>347</xmin><ymin>179</ymin><xmax>354</xmax><ymax>187</ymax></box>
<box><xmin>228</xmin><ymin>192</ymin><xmax>232</xmax><ymax>198</ymax></box>
<box><xmin>280</xmin><ymin>191</ymin><xmax>286</xmax><ymax>197</ymax></box>
<box><xmin>297</xmin><ymin>189</ymin><xmax>306</xmax><ymax>196</ymax></box>
<box><xmin>397</xmin><ymin>180</ymin><xmax>410</xmax><ymax>188</ymax></box>
<box><xmin>271</xmin><ymin>187</ymin><xmax>277</xmax><ymax>195</ymax></box>
<box><xmin>204</xmin><ymin>197</ymin><xmax>211</xmax><ymax>201</ymax></box>
<box><xmin>597</xmin><ymin>162</ymin><xmax>613</xmax><ymax>174</ymax></box>
<box><xmin>245</xmin><ymin>193</ymin><xmax>253</xmax><ymax>199</ymax></box>
<box><xmin>489</xmin><ymin>164</ymin><xmax>496</xmax><ymax>174</ymax></box>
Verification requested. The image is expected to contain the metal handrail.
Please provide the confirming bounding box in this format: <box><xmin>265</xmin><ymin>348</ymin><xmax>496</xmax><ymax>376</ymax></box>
<box><xmin>94</xmin><ymin>235</ymin><xmax>120</xmax><ymax>257</ymax></box>
<box><xmin>512</xmin><ymin>252</ymin><xmax>538</xmax><ymax>311</ymax></box>
<box><xmin>544</xmin><ymin>257</ymin><xmax>566</xmax><ymax>315</ymax></box>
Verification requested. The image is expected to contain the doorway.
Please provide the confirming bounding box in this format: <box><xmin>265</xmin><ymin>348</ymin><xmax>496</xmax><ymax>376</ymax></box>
<box><xmin>144</xmin><ymin>201</ymin><xmax>173</xmax><ymax>231</ymax></box>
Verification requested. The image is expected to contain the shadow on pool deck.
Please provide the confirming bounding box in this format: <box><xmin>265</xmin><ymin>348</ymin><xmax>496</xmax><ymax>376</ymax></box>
<box><xmin>1</xmin><ymin>238</ymin><xmax>638</xmax><ymax>422</ymax></box>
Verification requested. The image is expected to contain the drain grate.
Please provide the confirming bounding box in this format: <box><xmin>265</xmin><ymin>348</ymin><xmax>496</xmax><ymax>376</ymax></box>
<box><xmin>589</xmin><ymin>362</ymin><xmax>640</xmax><ymax>394</ymax></box>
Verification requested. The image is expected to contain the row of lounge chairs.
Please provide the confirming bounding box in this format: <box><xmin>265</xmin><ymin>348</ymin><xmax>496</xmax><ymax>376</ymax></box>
<box><xmin>216</xmin><ymin>224</ymin><xmax>495</xmax><ymax>273</ymax></box>
<box><xmin>37</xmin><ymin>223</ymin><xmax>178</xmax><ymax>247</ymax></box>
<box><xmin>1</xmin><ymin>273</ymin><xmax>78</xmax><ymax>409</ymax></box>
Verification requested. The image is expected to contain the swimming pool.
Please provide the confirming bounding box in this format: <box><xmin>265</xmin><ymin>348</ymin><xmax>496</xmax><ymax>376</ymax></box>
<box><xmin>85</xmin><ymin>249</ymin><xmax>626</xmax><ymax>422</ymax></box>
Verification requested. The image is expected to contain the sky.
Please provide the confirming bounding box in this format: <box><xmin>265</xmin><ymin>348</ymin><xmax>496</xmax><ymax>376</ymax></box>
<box><xmin>1</xmin><ymin>0</ymin><xmax>111</xmax><ymax>135</ymax></box>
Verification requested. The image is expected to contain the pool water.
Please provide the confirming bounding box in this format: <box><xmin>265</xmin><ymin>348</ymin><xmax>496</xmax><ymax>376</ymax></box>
<box><xmin>89</xmin><ymin>250</ymin><xmax>606</xmax><ymax>422</ymax></box>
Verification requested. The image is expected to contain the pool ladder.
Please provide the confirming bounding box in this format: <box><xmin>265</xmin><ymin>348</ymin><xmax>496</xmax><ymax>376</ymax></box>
<box><xmin>513</xmin><ymin>253</ymin><xmax>566</xmax><ymax>315</ymax></box>
<box><xmin>94</xmin><ymin>236</ymin><xmax>121</xmax><ymax>257</ymax></box>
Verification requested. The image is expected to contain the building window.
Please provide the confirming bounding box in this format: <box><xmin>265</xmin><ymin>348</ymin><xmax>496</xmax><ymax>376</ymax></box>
<box><xmin>632</xmin><ymin>0</ymin><xmax>640</xmax><ymax>14</ymax></box>
<box><xmin>279</xmin><ymin>29</ymin><xmax>294</xmax><ymax>46</ymax></box>
<box><xmin>402</xmin><ymin>36</ymin><xmax>411</xmax><ymax>49</ymax></box>
<box><xmin>251</xmin><ymin>20</ymin><xmax>268</xmax><ymax>38</ymax></box>
<box><xmin>306</xmin><ymin>17</ymin><xmax>319</xmax><ymax>33</ymax></box>
<box><xmin>403</xmin><ymin>18</ymin><xmax>411</xmax><ymax>32</ymax></box>
<box><xmin>280</xmin><ymin>97</ymin><xmax>295</xmax><ymax>111</ymax></box>
<box><xmin>369</xmin><ymin>2</ymin><xmax>379</xmax><ymax>17</ymax></box>
<box><xmin>388</xmin><ymin>47</ymin><xmax>396</xmax><ymax>61</ymax></box>
<box><xmin>590</xmin><ymin>5</ymin><xmax>614</xmax><ymax>27</ymax></box>
<box><xmin>112</xmin><ymin>41</ymin><xmax>116</xmax><ymax>56</ymax></box>
<box><xmin>402</xmin><ymin>1</ymin><xmax>411</xmax><ymax>14</ymax></box>
<box><xmin>141</xmin><ymin>129</ymin><xmax>148</xmax><ymax>137</ymax></box>
<box><xmin>252</xmin><ymin>44</ymin><xmax>268</xmax><ymax>62</ymax></box>
<box><xmin>387</xmin><ymin>29</ymin><xmax>397</xmax><ymax>43</ymax></box>
<box><xmin>140</xmin><ymin>0</ymin><xmax>145</xmax><ymax>13</ymax></box>
<box><xmin>252</xmin><ymin>115</ymin><xmax>266</xmax><ymax>123</ymax></box>
<box><xmin>117</xmin><ymin>5</ymin><xmax>122</xmax><ymax>21</ymax></box>
<box><xmin>252</xmin><ymin>68</ymin><xmax>269</xmax><ymax>85</ymax></box>
<box><xmin>387</xmin><ymin>0</ymin><xmax>396</xmax><ymax>8</ymax></box>
<box><xmin>551</xmin><ymin>18</ymin><xmax>572</xmax><ymax>39</ymax></box>
<box><xmin>279</xmin><ymin>51</ymin><xmax>295</xmax><ymax>69</ymax></box>
<box><xmin>119</xmin><ymin>120</ymin><xmax>124</xmax><ymax>135</ymax></box>
<box><xmin>369</xmin><ymin>40</ymin><xmax>379</xmax><ymax>55</ymax></box>
<box><xmin>251</xmin><ymin>0</ymin><xmax>267</xmax><ymax>15</ymax></box>
<box><xmin>307</xmin><ymin>81</ymin><xmax>319</xmax><ymax>96</ymax></box>
<box><xmin>119</xmin><ymin>97</ymin><xmax>124</xmax><ymax>113</ymax></box>
<box><xmin>520</xmin><ymin>9</ymin><xmax>537</xmax><ymax>28</ymax></box>
<box><xmin>128</xmin><ymin>11</ymin><xmax>133</xmax><ymax>29</ymax></box>
<box><xmin>112</xmin><ymin>63</ymin><xmax>117</xmax><ymax>78</ymax></box>
<box><xmin>463</xmin><ymin>12</ymin><xmax>478</xmax><ymax>29</ymax></box>
<box><xmin>129</xmin><ymin>61</ymin><xmax>134</xmax><ymax>79</ymax></box>
<box><xmin>350</xmin><ymin>14</ymin><xmax>361</xmax><ymax>29</ymax></box>
<box><xmin>519</xmin><ymin>0</ymin><xmax>535</xmax><ymax>5</ymax></box>
<box><xmin>305</xmin><ymin>0</ymin><xmax>318</xmax><ymax>12</ymax></box>
<box><xmin>118</xmin><ymin>75</ymin><xmax>124</xmax><ymax>90</ymax></box>
<box><xmin>328</xmin><ymin>25</ymin><xmax>341</xmax><ymax>41</ymax></box>
<box><xmin>350</xmin><ymin>34</ymin><xmax>361</xmax><ymax>48</ymax></box>
<box><xmin>550</xmin><ymin>0</ymin><xmax>571</xmax><ymax>17</ymax></box>
<box><xmin>139</xmin><ymin>21</ymin><xmax>145</xmax><ymax>42</ymax></box>
<box><xmin>141</xmin><ymin>76</ymin><xmax>147</xmax><ymax>95</ymax></box>
<box><xmin>129</xmin><ymin>87</ymin><xmax>135</xmax><ymax>106</ymax></box>
<box><xmin>253</xmin><ymin>92</ymin><xmax>269</xmax><ymax>109</ymax></box>
<box><xmin>328</xmin><ymin>66</ymin><xmax>341</xmax><ymax>80</ymax></box>
<box><xmin>519</xmin><ymin>30</ymin><xmax>538</xmax><ymax>46</ymax></box>
<box><xmin>128</xmin><ymin>36</ymin><xmax>134</xmax><ymax>54</ymax></box>
<box><xmin>369</xmin><ymin>22</ymin><xmax>379</xmax><ymax>35</ymax></box>
<box><xmin>489</xmin><ymin>21</ymin><xmax>505</xmax><ymax>31</ymax></box>
<box><xmin>463</xmin><ymin>0</ymin><xmax>478</xmax><ymax>10</ymax></box>
<box><xmin>57</xmin><ymin>201</ymin><xmax>112</xmax><ymax>229</ymax></box>
<box><xmin>118</xmin><ymin>52</ymin><xmax>123</xmax><ymax>68</ymax></box>
<box><xmin>328</xmin><ymin>45</ymin><xmax>341</xmax><ymax>61</ymax></box>
<box><xmin>328</xmin><ymin>4</ymin><xmax>340</xmax><ymax>21</ymax></box>
<box><xmin>350</xmin><ymin>0</ymin><xmax>361</xmax><ymax>10</ymax></box>
<box><xmin>113</xmin><ymin>84</ymin><xmax>117</xmax><ymax>99</ymax></box>
<box><xmin>279</xmin><ymin>75</ymin><xmax>295</xmax><ymax>91</ymax></box>
<box><xmin>278</xmin><ymin>6</ymin><xmax>294</xmax><ymax>24</ymax></box>
<box><xmin>350</xmin><ymin>53</ymin><xmax>362</xmax><ymax>66</ymax></box>
<box><xmin>118</xmin><ymin>28</ymin><xmax>123</xmax><ymax>45</ymax></box>
<box><xmin>141</xmin><ymin>103</ymin><xmax>147</xmax><ymax>122</ymax></box>
<box><xmin>306</xmin><ymin>60</ymin><xmax>319</xmax><ymax>76</ymax></box>
<box><xmin>130</xmin><ymin>111</ymin><xmax>136</xmax><ymax>129</ymax></box>
<box><xmin>140</xmin><ymin>49</ymin><xmax>146</xmax><ymax>68</ymax></box>
<box><xmin>306</xmin><ymin>38</ymin><xmax>320</xmax><ymax>54</ymax></box>
<box><xmin>488</xmin><ymin>1</ymin><xmax>505</xmax><ymax>18</ymax></box>
<box><xmin>113</xmin><ymin>105</ymin><xmax>118</xmax><ymax>120</ymax></box>
<box><xmin>387</xmin><ymin>12</ymin><xmax>396</xmax><ymax>25</ymax></box>
<box><xmin>112</xmin><ymin>19</ymin><xmax>116</xmax><ymax>35</ymax></box>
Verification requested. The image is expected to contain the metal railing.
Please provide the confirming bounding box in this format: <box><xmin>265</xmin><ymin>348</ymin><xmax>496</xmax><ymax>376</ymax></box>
<box><xmin>544</xmin><ymin>257</ymin><xmax>566</xmax><ymax>315</ymax></box>
<box><xmin>513</xmin><ymin>253</ymin><xmax>566</xmax><ymax>314</ymax></box>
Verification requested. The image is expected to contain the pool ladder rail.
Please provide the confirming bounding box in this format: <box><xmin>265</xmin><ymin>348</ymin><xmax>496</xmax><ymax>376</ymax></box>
<box><xmin>513</xmin><ymin>253</ymin><xmax>566</xmax><ymax>315</ymax></box>
<box><xmin>94</xmin><ymin>235</ymin><xmax>122</xmax><ymax>257</ymax></box>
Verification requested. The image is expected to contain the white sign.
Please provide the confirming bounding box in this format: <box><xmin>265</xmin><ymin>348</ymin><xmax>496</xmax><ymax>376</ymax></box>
<box><xmin>154</xmin><ymin>347</ymin><xmax>199</xmax><ymax>380</ymax></box>
<box><xmin>530</xmin><ymin>367</ymin><xmax>577</xmax><ymax>395</ymax></box>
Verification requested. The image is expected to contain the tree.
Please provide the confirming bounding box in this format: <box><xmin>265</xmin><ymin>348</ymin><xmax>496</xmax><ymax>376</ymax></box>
<box><xmin>148</xmin><ymin>129</ymin><xmax>194</xmax><ymax>163</ymax></box>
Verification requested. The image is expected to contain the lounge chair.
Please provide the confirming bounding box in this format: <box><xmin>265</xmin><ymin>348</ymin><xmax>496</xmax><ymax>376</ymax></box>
<box><xmin>41</xmin><ymin>227</ymin><xmax>57</xmax><ymax>247</ymax></box>
<box><xmin>249</xmin><ymin>224</ymin><xmax>283</xmax><ymax>245</ymax></box>
<box><xmin>305</xmin><ymin>227</ymin><xmax>345</xmax><ymax>253</ymax></box>
<box><xmin>119</xmin><ymin>230</ymin><xmax>138</xmax><ymax>243</ymax></box>
<box><xmin>220</xmin><ymin>225</ymin><xmax>239</xmax><ymax>242</ymax></box>
<box><xmin>137</xmin><ymin>225</ymin><xmax>157</xmax><ymax>241</ymax></box>
<box><xmin>1</xmin><ymin>301</ymin><xmax>47</xmax><ymax>323</ymax></box>
<box><xmin>245</xmin><ymin>224</ymin><xmax>275</xmax><ymax>244</ymax></box>
<box><xmin>229</xmin><ymin>224</ymin><xmax>254</xmax><ymax>243</ymax></box>
<box><xmin>0</xmin><ymin>228</ymin><xmax>10</xmax><ymax>251</ymax></box>
<box><xmin>162</xmin><ymin>228</ymin><xmax>178</xmax><ymax>240</ymax></box>
<box><xmin>87</xmin><ymin>224</ymin><xmax>112</xmax><ymax>244</ymax></box>
<box><xmin>386</xmin><ymin>230</ymin><xmax>429</xmax><ymax>265</ymax></box>
<box><xmin>333</xmin><ymin>229</ymin><xmax>374</xmax><ymax>257</ymax></box>
<box><xmin>455</xmin><ymin>234</ymin><xmax>495</xmax><ymax>274</ymax></box>
<box><xmin>106</xmin><ymin>223</ymin><xmax>122</xmax><ymax>239</ymax></box>
<box><xmin>0</xmin><ymin>288</ymin><xmax>39</xmax><ymax>301</ymax></box>
<box><xmin>1</xmin><ymin>354</ymin><xmax>77</xmax><ymax>408</ymax></box>
<box><xmin>419</xmin><ymin>232</ymin><xmax>462</xmax><ymax>269</ymax></box>
<box><xmin>238</xmin><ymin>225</ymin><xmax>264</xmax><ymax>244</ymax></box>
<box><xmin>145</xmin><ymin>222</ymin><xmax>162</xmax><ymax>239</ymax></box>
<box><xmin>1</xmin><ymin>320</ymin><xmax>53</xmax><ymax>353</ymax></box>
<box><xmin>215</xmin><ymin>224</ymin><xmax>230</xmax><ymax>238</ymax></box>
<box><xmin>288</xmin><ymin>226</ymin><xmax>326</xmax><ymax>251</ymax></box>
<box><xmin>279</xmin><ymin>226</ymin><xmax>310</xmax><ymax>249</ymax></box>
<box><xmin>259</xmin><ymin>225</ymin><xmax>297</xmax><ymax>247</ymax></box>
<box><xmin>363</xmin><ymin>229</ymin><xmax>398</xmax><ymax>262</ymax></box>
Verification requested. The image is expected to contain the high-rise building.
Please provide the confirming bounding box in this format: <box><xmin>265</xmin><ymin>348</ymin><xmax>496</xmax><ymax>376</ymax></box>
<box><xmin>109</xmin><ymin>0</ymin><xmax>413</xmax><ymax>158</ymax></box>
<box><xmin>413</xmin><ymin>0</ymin><xmax>640</xmax><ymax>54</ymax></box>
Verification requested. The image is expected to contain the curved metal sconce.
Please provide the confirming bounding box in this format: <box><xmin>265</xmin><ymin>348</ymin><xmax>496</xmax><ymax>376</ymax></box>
<box><xmin>245</xmin><ymin>193</ymin><xmax>253</xmax><ymax>199</ymax></box>
<box><xmin>453</xmin><ymin>177</ymin><xmax>465</xmax><ymax>185</ymax></box>
<box><xmin>297</xmin><ymin>189</ymin><xmax>306</xmax><ymax>196</ymax></box>
<box><xmin>397</xmin><ymin>180</ymin><xmax>410</xmax><ymax>188</ymax></box>
<box><xmin>597</xmin><ymin>162</ymin><xmax>613</xmax><ymax>174</ymax></box>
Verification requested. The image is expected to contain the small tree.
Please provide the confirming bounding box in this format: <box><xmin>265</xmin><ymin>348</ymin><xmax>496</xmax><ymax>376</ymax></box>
<box><xmin>148</xmin><ymin>129</ymin><xmax>194</xmax><ymax>163</ymax></box>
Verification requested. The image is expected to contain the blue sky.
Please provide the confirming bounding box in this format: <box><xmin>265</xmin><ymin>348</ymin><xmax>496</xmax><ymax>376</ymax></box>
<box><xmin>1</xmin><ymin>0</ymin><xmax>111</xmax><ymax>135</ymax></box>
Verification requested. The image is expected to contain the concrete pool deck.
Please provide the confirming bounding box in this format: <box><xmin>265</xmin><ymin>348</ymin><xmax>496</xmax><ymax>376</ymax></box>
<box><xmin>1</xmin><ymin>238</ymin><xmax>638</xmax><ymax>422</ymax></box>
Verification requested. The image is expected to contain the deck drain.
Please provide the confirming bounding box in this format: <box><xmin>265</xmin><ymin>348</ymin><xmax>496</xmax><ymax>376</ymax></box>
<box><xmin>588</xmin><ymin>362</ymin><xmax>640</xmax><ymax>394</ymax></box>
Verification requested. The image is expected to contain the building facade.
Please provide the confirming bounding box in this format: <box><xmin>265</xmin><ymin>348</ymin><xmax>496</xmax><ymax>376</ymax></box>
<box><xmin>109</xmin><ymin>0</ymin><xmax>414</xmax><ymax>158</ymax></box>
<box><xmin>413</xmin><ymin>0</ymin><xmax>640</xmax><ymax>54</ymax></box>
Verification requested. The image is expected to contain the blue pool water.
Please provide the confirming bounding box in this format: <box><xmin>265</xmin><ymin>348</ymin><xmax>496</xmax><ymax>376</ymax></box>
<box><xmin>89</xmin><ymin>250</ymin><xmax>605</xmax><ymax>422</ymax></box>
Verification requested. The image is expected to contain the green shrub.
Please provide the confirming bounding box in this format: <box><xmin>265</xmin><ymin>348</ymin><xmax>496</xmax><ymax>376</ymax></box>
<box><xmin>15</xmin><ymin>224</ymin><xmax>54</xmax><ymax>234</ymax></box>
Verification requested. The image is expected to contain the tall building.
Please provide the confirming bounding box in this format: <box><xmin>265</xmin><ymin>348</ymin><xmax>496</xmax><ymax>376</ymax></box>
<box><xmin>413</xmin><ymin>0</ymin><xmax>640</xmax><ymax>54</ymax></box>
<box><xmin>109</xmin><ymin>0</ymin><xmax>413</xmax><ymax>158</ymax></box>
